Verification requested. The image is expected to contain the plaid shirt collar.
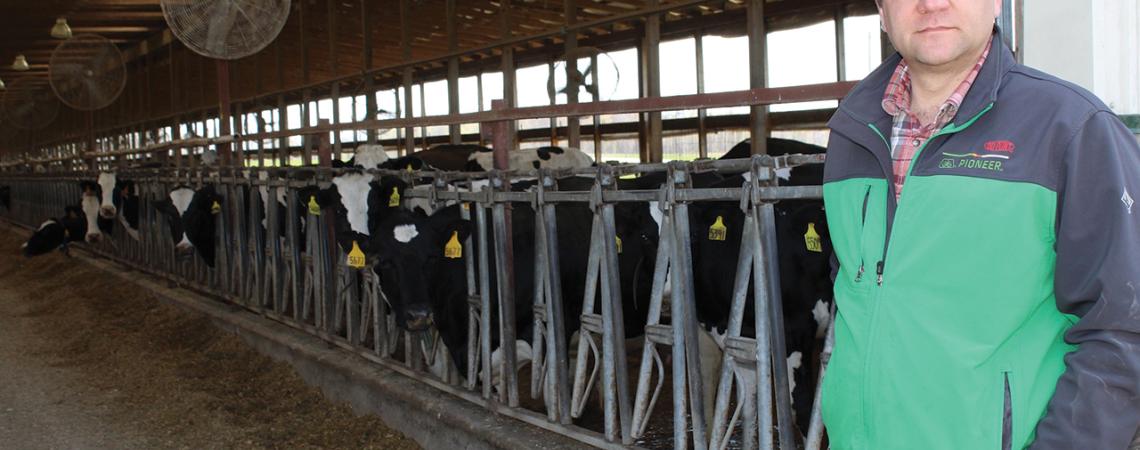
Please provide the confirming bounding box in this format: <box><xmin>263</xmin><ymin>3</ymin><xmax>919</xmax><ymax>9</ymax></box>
<box><xmin>881</xmin><ymin>39</ymin><xmax>993</xmax><ymax>126</ymax></box>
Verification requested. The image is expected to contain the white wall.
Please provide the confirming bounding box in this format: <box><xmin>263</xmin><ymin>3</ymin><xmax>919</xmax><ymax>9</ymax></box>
<box><xmin>1023</xmin><ymin>0</ymin><xmax>1140</xmax><ymax>115</ymax></box>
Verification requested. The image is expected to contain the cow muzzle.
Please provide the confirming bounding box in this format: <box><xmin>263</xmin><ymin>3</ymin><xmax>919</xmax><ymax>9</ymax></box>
<box><xmin>405</xmin><ymin>310</ymin><xmax>434</xmax><ymax>331</ymax></box>
<box><xmin>85</xmin><ymin>233</ymin><xmax>102</xmax><ymax>243</ymax></box>
<box><xmin>99</xmin><ymin>205</ymin><xmax>117</xmax><ymax>219</ymax></box>
<box><xmin>175</xmin><ymin>242</ymin><xmax>194</xmax><ymax>256</ymax></box>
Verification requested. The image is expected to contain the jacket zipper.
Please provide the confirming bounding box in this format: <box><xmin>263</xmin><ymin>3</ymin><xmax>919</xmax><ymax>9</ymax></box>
<box><xmin>1002</xmin><ymin>372</ymin><xmax>1013</xmax><ymax>450</ymax></box>
<box><xmin>866</xmin><ymin>102</ymin><xmax>995</xmax><ymax>286</ymax></box>
<box><xmin>854</xmin><ymin>185</ymin><xmax>872</xmax><ymax>283</ymax></box>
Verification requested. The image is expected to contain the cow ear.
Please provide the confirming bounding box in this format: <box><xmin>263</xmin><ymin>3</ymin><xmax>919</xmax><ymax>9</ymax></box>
<box><xmin>372</xmin><ymin>177</ymin><xmax>408</xmax><ymax>212</ymax></box>
<box><xmin>153</xmin><ymin>199</ymin><xmax>177</xmax><ymax>217</ymax></box>
<box><xmin>428</xmin><ymin>212</ymin><xmax>472</xmax><ymax>244</ymax></box>
<box><xmin>317</xmin><ymin>185</ymin><xmax>340</xmax><ymax>209</ymax></box>
<box><xmin>64</xmin><ymin>206</ymin><xmax>82</xmax><ymax>219</ymax></box>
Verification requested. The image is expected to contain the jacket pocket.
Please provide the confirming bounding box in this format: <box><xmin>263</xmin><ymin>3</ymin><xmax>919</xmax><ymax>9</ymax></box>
<box><xmin>1001</xmin><ymin>371</ymin><xmax>1013</xmax><ymax>450</ymax></box>
<box><xmin>853</xmin><ymin>184</ymin><xmax>872</xmax><ymax>283</ymax></box>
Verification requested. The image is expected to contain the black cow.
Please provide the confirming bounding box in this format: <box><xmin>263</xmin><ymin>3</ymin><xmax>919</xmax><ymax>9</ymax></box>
<box><xmin>0</xmin><ymin>186</ymin><xmax>10</xmax><ymax>211</ymax></box>
<box><xmin>21</xmin><ymin>206</ymin><xmax>86</xmax><ymax>257</ymax></box>
<box><xmin>154</xmin><ymin>185</ymin><xmax>224</xmax><ymax>267</ymax></box>
<box><xmin>368</xmin><ymin>203</ymin><xmax>580</xmax><ymax>376</ymax></box>
<box><xmin>684</xmin><ymin>138</ymin><xmax>832</xmax><ymax>432</ymax></box>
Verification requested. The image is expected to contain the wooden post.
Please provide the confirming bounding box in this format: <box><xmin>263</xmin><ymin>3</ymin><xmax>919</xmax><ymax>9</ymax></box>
<box><xmin>747</xmin><ymin>0</ymin><xmax>769</xmax><ymax>156</ymax></box>
<box><xmin>447</xmin><ymin>0</ymin><xmax>462</xmax><ymax>144</ymax></box>
<box><xmin>217</xmin><ymin>60</ymin><xmax>234</xmax><ymax>167</ymax></box>
<box><xmin>501</xmin><ymin>0</ymin><xmax>517</xmax><ymax>152</ymax></box>
<box><xmin>642</xmin><ymin>0</ymin><xmax>662</xmax><ymax>163</ymax></box>
<box><xmin>400</xmin><ymin>0</ymin><xmax>415</xmax><ymax>155</ymax></box>
<box><xmin>564</xmin><ymin>0</ymin><xmax>580</xmax><ymax>149</ymax></box>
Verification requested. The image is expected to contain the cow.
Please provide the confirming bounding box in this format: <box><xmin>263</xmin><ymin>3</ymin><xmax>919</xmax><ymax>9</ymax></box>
<box><xmin>382</xmin><ymin>144</ymin><xmax>490</xmax><ymax>172</ymax></box>
<box><xmin>79</xmin><ymin>181</ymin><xmax>115</xmax><ymax>243</ymax></box>
<box><xmin>465</xmin><ymin>145</ymin><xmax>595</xmax><ymax>172</ymax></box>
<box><xmin>154</xmin><ymin>184</ymin><xmax>224</xmax><ymax>267</ymax></box>
<box><xmin>683</xmin><ymin>137</ymin><xmax>832</xmax><ymax>433</ymax></box>
<box><xmin>0</xmin><ymin>186</ymin><xmax>10</xmax><ymax>211</ymax></box>
<box><xmin>83</xmin><ymin>172</ymin><xmax>141</xmax><ymax>240</ymax></box>
<box><xmin>338</xmin><ymin>144</ymin><xmax>391</xmax><ymax>170</ymax></box>
<box><xmin>21</xmin><ymin>206</ymin><xmax>86</xmax><ymax>257</ymax></box>
<box><xmin>382</xmin><ymin>144</ymin><xmax>595</xmax><ymax>174</ymax></box>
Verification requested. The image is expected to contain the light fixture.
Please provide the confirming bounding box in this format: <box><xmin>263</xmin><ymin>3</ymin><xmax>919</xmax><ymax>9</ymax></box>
<box><xmin>51</xmin><ymin>18</ymin><xmax>72</xmax><ymax>39</ymax></box>
<box><xmin>12</xmin><ymin>55</ymin><xmax>29</xmax><ymax>71</ymax></box>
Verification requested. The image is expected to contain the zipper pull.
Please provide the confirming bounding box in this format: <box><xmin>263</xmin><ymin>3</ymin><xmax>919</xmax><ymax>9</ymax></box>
<box><xmin>875</xmin><ymin>261</ymin><xmax>885</xmax><ymax>286</ymax></box>
<box><xmin>854</xmin><ymin>262</ymin><xmax>865</xmax><ymax>282</ymax></box>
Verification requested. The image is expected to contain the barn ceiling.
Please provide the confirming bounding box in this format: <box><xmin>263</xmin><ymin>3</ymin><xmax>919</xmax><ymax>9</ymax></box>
<box><xmin>0</xmin><ymin>0</ymin><xmax>877</xmax><ymax>151</ymax></box>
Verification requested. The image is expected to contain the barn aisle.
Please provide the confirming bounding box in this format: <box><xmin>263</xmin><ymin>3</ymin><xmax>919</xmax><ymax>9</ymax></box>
<box><xmin>0</xmin><ymin>224</ymin><xmax>419</xmax><ymax>449</ymax></box>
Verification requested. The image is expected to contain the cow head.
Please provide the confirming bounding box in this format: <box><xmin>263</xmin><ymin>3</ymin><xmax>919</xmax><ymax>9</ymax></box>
<box><xmin>310</xmin><ymin>172</ymin><xmax>408</xmax><ymax>257</ymax></box>
<box><xmin>155</xmin><ymin>185</ymin><xmax>223</xmax><ymax>267</ymax></box>
<box><xmin>370</xmin><ymin>206</ymin><xmax>472</xmax><ymax>333</ymax></box>
<box><xmin>22</xmin><ymin>206</ymin><xmax>85</xmax><ymax>257</ymax></box>
<box><xmin>79</xmin><ymin>181</ymin><xmax>114</xmax><ymax>241</ymax></box>
<box><xmin>96</xmin><ymin>172</ymin><xmax>118</xmax><ymax>219</ymax></box>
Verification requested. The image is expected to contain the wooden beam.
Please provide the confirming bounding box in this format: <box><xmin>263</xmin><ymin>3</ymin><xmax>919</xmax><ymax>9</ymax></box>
<box><xmin>447</xmin><ymin>0</ymin><xmax>461</xmax><ymax>143</ymax></box>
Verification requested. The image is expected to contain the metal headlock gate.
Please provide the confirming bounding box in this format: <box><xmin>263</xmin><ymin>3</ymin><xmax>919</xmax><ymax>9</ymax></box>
<box><xmin>0</xmin><ymin>151</ymin><xmax>836</xmax><ymax>450</ymax></box>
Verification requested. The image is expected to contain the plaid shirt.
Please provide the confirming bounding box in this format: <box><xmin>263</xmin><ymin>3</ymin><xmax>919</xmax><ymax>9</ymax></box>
<box><xmin>882</xmin><ymin>40</ymin><xmax>992</xmax><ymax>200</ymax></box>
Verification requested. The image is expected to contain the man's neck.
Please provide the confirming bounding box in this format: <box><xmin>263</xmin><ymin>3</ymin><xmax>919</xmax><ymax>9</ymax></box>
<box><xmin>906</xmin><ymin>42</ymin><xmax>988</xmax><ymax>125</ymax></box>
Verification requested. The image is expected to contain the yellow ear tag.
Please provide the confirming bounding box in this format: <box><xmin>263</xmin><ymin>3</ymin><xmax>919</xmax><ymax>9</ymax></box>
<box><xmin>615</xmin><ymin>235</ymin><xmax>623</xmax><ymax>254</ymax></box>
<box><xmin>388</xmin><ymin>187</ymin><xmax>400</xmax><ymax>207</ymax></box>
<box><xmin>347</xmin><ymin>240</ymin><xmax>366</xmax><ymax>268</ymax></box>
<box><xmin>708</xmin><ymin>215</ymin><xmax>727</xmax><ymax>241</ymax></box>
<box><xmin>307</xmin><ymin>196</ymin><xmax>321</xmax><ymax>216</ymax></box>
<box><xmin>406</xmin><ymin>164</ymin><xmax>414</xmax><ymax>173</ymax></box>
<box><xmin>444</xmin><ymin>231</ymin><xmax>463</xmax><ymax>259</ymax></box>
<box><xmin>211</xmin><ymin>201</ymin><xmax>221</xmax><ymax>214</ymax></box>
<box><xmin>804</xmin><ymin>222</ymin><xmax>822</xmax><ymax>253</ymax></box>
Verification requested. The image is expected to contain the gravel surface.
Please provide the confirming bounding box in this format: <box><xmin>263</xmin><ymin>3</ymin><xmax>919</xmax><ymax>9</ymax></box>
<box><xmin>0</xmin><ymin>225</ymin><xmax>420</xmax><ymax>450</ymax></box>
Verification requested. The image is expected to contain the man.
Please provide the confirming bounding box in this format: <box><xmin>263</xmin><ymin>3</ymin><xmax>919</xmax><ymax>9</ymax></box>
<box><xmin>821</xmin><ymin>1</ymin><xmax>1140</xmax><ymax>449</ymax></box>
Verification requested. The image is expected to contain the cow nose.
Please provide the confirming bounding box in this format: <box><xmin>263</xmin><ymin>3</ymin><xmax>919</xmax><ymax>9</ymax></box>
<box><xmin>175</xmin><ymin>242</ymin><xmax>194</xmax><ymax>254</ymax></box>
<box><xmin>405</xmin><ymin>310</ymin><xmax>433</xmax><ymax>331</ymax></box>
<box><xmin>99</xmin><ymin>205</ymin><xmax>117</xmax><ymax>219</ymax></box>
<box><xmin>86</xmin><ymin>233</ymin><xmax>101</xmax><ymax>243</ymax></box>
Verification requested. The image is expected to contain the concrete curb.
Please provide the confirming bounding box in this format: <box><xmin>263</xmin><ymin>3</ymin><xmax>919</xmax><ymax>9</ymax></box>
<box><xmin>72</xmin><ymin>252</ymin><xmax>595</xmax><ymax>450</ymax></box>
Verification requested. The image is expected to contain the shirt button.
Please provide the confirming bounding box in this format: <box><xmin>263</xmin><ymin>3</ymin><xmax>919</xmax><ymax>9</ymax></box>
<box><xmin>912</xmin><ymin>139</ymin><xmax>921</xmax><ymax>146</ymax></box>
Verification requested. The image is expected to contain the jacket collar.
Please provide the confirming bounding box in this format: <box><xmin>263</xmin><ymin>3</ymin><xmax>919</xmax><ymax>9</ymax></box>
<box><xmin>834</xmin><ymin>27</ymin><xmax>1014</xmax><ymax>129</ymax></box>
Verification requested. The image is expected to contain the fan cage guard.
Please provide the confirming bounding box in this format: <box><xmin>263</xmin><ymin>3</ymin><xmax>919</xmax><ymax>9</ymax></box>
<box><xmin>49</xmin><ymin>34</ymin><xmax>128</xmax><ymax>111</ymax></box>
<box><xmin>161</xmin><ymin>0</ymin><xmax>291</xmax><ymax>60</ymax></box>
<box><xmin>2</xmin><ymin>79</ymin><xmax>61</xmax><ymax>131</ymax></box>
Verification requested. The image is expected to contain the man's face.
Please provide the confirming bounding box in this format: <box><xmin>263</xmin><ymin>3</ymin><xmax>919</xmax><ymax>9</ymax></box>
<box><xmin>878</xmin><ymin>0</ymin><xmax>1001</xmax><ymax>69</ymax></box>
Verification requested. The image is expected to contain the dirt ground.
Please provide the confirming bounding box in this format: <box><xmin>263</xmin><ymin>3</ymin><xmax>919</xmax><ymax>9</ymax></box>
<box><xmin>0</xmin><ymin>225</ymin><xmax>420</xmax><ymax>450</ymax></box>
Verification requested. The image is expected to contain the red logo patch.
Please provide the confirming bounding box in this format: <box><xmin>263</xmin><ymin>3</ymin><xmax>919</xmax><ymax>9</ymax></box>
<box><xmin>984</xmin><ymin>140</ymin><xmax>1015</xmax><ymax>153</ymax></box>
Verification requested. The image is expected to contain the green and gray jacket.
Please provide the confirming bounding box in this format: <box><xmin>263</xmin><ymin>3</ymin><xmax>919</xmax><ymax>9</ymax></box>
<box><xmin>821</xmin><ymin>31</ymin><xmax>1140</xmax><ymax>449</ymax></box>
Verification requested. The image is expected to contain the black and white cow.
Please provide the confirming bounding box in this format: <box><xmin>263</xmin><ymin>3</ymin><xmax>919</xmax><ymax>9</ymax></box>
<box><xmin>465</xmin><ymin>146</ymin><xmax>595</xmax><ymax>172</ymax></box>
<box><xmin>21</xmin><ymin>206</ymin><xmax>86</xmax><ymax>258</ymax></box>
<box><xmin>154</xmin><ymin>184</ymin><xmax>224</xmax><ymax>267</ymax></box>
<box><xmin>82</xmin><ymin>172</ymin><xmax>141</xmax><ymax>240</ymax></box>
<box><xmin>338</xmin><ymin>144</ymin><xmax>392</xmax><ymax>170</ymax></box>
<box><xmin>684</xmin><ymin>138</ymin><xmax>832</xmax><ymax>432</ymax></box>
<box><xmin>382</xmin><ymin>144</ymin><xmax>489</xmax><ymax>172</ymax></box>
<box><xmin>79</xmin><ymin>181</ymin><xmax>115</xmax><ymax>243</ymax></box>
<box><xmin>368</xmin><ymin>203</ymin><xmax>584</xmax><ymax>376</ymax></box>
